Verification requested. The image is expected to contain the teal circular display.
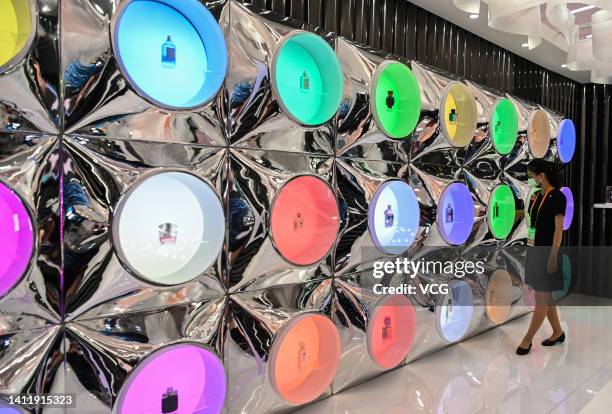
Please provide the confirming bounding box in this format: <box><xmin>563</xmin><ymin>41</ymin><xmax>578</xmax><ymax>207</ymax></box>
<box><xmin>112</xmin><ymin>0</ymin><xmax>228</xmax><ymax>110</ymax></box>
<box><xmin>272</xmin><ymin>31</ymin><xmax>343</xmax><ymax>126</ymax></box>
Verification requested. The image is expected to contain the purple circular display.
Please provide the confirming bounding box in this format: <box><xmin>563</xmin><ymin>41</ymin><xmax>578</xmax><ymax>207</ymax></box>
<box><xmin>560</xmin><ymin>187</ymin><xmax>574</xmax><ymax>231</ymax></box>
<box><xmin>0</xmin><ymin>181</ymin><xmax>34</xmax><ymax>298</ymax></box>
<box><xmin>437</xmin><ymin>182</ymin><xmax>475</xmax><ymax>245</ymax></box>
<box><xmin>557</xmin><ymin>119</ymin><xmax>576</xmax><ymax>163</ymax></box>
<box><xmin>117</xmin><ymin>343</ymin><xmax>226</xmax><ymax>414</ymax></box>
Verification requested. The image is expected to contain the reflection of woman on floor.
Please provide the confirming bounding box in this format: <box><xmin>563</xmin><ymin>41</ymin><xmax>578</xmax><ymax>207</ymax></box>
<box><xmin>517</xmin><ymin>159</ymin><xmax>566</xmax><ymax>355</ymax></box>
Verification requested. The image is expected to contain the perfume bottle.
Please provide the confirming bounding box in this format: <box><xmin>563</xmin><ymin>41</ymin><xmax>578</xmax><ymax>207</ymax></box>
<box><xmin>293</xmin><ymin>212</ymin><xmax>304</xmax><ymax>232</ymax></box>
<box><xmin>493</xmin><ymin>202</ymin><xmax>499</xmax><ymax>219</ymax></box>
<box><xmin>158</xmin><ymin>223</ymin><xmax>178</xmax><ymax>245</ymax></box>
<box><xmin>449</xmin><ymin>109</ymin><xmax>458</xmax><ymax>123</ymax></box>
<box><xmin>495</xmin><ymin>120</ymin><xmax>502</xmax><ymax>133</ymax></box>
<box><xmin>300</xmin><ymin>71</ymin><xmax>310</xmax><ymax>91</ymax></box>
<box><xmin>446</xmin><ymin>203</ymin><xmax>454</xmax><ymax>223</ymax></box>
<box><xmin>384</xmin><ymin>205</ymin><xmax>394</xmax><ymax>228</ymax></box>
<box><xmin>298</xmin><ymin>341</ymin><xmax>308</xmax><ymax>370</ymax></box>
<box><xmin>386</xmin><ymin>91</ymin><xmax>395</xmax><ymax>110</ymax></box>
<box><xmin>161</xmin><ymin>387</ymin><xmax>179</xmax><ymax>413</ymax></box>
<box><xmin>445</xmin><ymin>296</ymin><xmax>453</xmax><ymax>320</ymax></box>
<box><xmin>382</xmin><ymin>316</ymin><xmax>392</xmax><ymax>341</ymax></box>
<box><xmin>161</xmin><ymin>35</ymin><xmax>176</xmax><ymax>68</ymax></box>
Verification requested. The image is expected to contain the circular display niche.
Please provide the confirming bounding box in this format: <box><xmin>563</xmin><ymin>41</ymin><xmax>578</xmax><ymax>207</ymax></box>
<box><xmin>272</xmin><ymin>31</ymin><xmax>343</xmax><ymax>126</ymax></box>
<box><xmin>485</xmin><ymin>270</ymin><xmax>513</xmax><ymax>325</ymax></box>
<box><xmin>112</xmin><ymin>172</ymin><xmax>224</xmax><ymax>286</ymax></box>
<box><xmin>557</xmin><ymin>119</ymin><xmax>576</xmax><ymax>163</ymax></box>
<box><xmin>111</xmin><ymin>0</ymin><xmax>228</xmax><ymax>109</ymax></box>
<box><xmin>440</xmin><ymin>81</ymin><xmax>478</xmax><ymax>147</ymax></box>
<box><xmin>367</xmin><ymin>295</ymin><xmax>416</xmax><ymax>370</ymax></box>
<box><xmin>368</xmin><ymin>180</ymin><xmax>420</xmax><ymax>256</ymax></box>
<box><xmin>269</xmin><ymin>313</ymin><xmax>341</xmax><ymax>406</ymax></box>
<box><xmin>560</xmin><ymin>187</ymin><xmax>574</xmax><ymax>230</ymax></box>
<box><xmin>436</xmin><ymin>280</ymin><xmax>474</xmax><ymax>343</ymax></box>
<box><xmin>0</xmin><ymin>0</ymin><xmax>35</xmax><ymax>71</ymax></box>
<box><xmin>0</xmin><ymin>181</ymin><xmax>34</xmax><ymax>298</ymax></box>
<box><xmin>270</xmin><ymin>175</ymin><xmax>340</xmax><ymax>266</ymax></box>
<box><xmin>370</xmin><ymin>61</ymin><xmax>422</xmax><ymax>139</ymax></box>
<box><xmin>437</xmin><ymin>182</ymin><xmax>475</xmax><ymax>246</ymax></box>
<box><xmin>117</xmin><ymin>343</ymin><xmax>226</xmax><ymax>414</ymax></box>
<box><xmin>490</xmin><ymin>98</ymin><xmax>519</xmax><ymax>155</ymax></box>
<box><xmin>527</xmin><ymin>109</ymin><xmax>551</xmax><ymax>158</ymax></box>
<box><xmin>488</xmin><ymin>184</ymin><xmax>516</xmax><ymax>240</ymax></box>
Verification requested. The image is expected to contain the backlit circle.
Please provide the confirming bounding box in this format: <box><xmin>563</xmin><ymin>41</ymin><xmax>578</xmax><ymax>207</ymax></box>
<box><xmin>436</xmin><ymin>280</ymin><xmax>474</xmax><ymax>343</ymax></box>
<box><xmin>527</xmin><ymin>109</ymin><xmax>551</xmax><ymax>158</ymax></box>
<box><xmin>0</xmin><ymin>181</ymin><xmax>34</xmax><ymax>298</ymax></box>
<box><xmin>560</xmin><ymin>187</ymin><xmax>574</xmax><ymax>230</ymax></box>
<box><xmin>490</xmin><ymin>98</ymin><xmax>519</xmax><ymax>155</ymax></box>
<box><xmin>270</xmin><ymin>175</ymin><xmax>340</xmax><ymax>266</ymax></box>
<box><xmin>112</xmin><ymin>172</ymin><xmax>224</xmax><ymax>285</ymax></box>
<box><xmin>485</xmin><ymin>270</ymin><xmax>513</xmax><ymax>325</ymax></box>
<box><xmin>488</xmin><ymin>184</ymin><xmax>516</xmax><ymax>240</ymax></box>
<box><xmin>368</xmin><ymin>180</ymin><xmax>420</xmax><ymax>255</ymax></box>
<box><xmin>370</xmin><ymin>61</ymin><xmax>422</xmax><ymax>139</ymax></box>
<box><xmin>440</xmin><ymin>82</ymin><xmax>478</xmax><ymax>147</ymax></box>
<box><xmin>557</xmin><ymin>119</ymin><xmax>576</xmax><ymax>163</ymax></box>
<box><xmin>111</xmin><ymin>0</ymin><xmax>227</xmax><ymax>109</ymax></box>
<box><xmin>117</xmin><ymin>343</ymin><xmax>226</xmax><ymax>414</ymax></box>
<box><xmin>437</xmin><ymin>182</ymin><xmax>475</xmax><ymax>245</ymax></box>
<box><xmin>272</xmin><ymin>31</ymin><xmax>343</xmax><ymax>126</ymax></box>
<box><xmin>0</xmin><ymin>0</ymin><xmax>36</xmax><ymax>71</ymax></box>
<box><xmin>269</xmin><ymin>313</ymin><xmax>341</xmax><ymax>405</ymax></box>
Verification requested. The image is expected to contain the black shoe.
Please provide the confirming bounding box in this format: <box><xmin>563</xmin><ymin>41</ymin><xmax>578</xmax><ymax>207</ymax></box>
<box><xmin>541</xmin><ymin>332</ymin><xmax>565</xmax><ymax>346</ymax></box>
<box><xmin>516</xmin><ymin>343</ymin><xmax>532</xmax><ymax>355</ymax></box>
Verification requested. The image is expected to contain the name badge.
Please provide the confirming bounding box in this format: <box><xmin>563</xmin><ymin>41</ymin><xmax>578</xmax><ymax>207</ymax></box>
<box><xmin>527</xmin><ymin>227</ymin><xmax>535</xmax><ymax>246</ymax></box>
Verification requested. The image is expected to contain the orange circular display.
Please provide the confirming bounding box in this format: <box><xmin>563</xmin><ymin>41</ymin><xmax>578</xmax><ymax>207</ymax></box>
<box><xmin>270</xmin><ymin>175</ymin><xmax>340</xmax><ymax>266</ymax></box>
<box><xmin>527</xmin><ymin>109</ymin><xmax>551</xmax><ymax>158</ymax></box>
<box><xmin>485</xmin><ymin>270</ymin><xmax>513</xmax><ymax>325</ymax></box>
<box><xmin>367</xmin><ymin>295</ymin><xmax>416</xmax><ymax>370</ymax></box>
<box><xmin>269</xmin><ymin>313</ymin><xmax>341</xmax><ymax>405</ymax></box>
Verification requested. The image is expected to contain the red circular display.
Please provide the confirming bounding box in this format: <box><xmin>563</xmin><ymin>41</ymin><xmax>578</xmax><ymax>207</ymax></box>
<box><xmin>270</xmin><ymin>176</ymin><xmax>340</xmax><ymax>266</ymax></box>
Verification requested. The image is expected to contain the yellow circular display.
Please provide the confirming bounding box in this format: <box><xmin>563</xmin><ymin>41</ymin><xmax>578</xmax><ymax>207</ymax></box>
<box><xmin>0</xmin><ymin>0</ymin><xmax>34</xmax><ymax>69</ymax></box>
<box><xmin>440</xmin><ymin>82</ymin><xmax>477</xmax><ymax>147</ymax></box>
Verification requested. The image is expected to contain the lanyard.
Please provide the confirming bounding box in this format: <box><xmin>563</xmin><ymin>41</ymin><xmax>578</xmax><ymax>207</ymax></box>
<box><xmin>529</xmin><ymin>188</ymin><xmax>553</xmax><ymax>228</ymax></box>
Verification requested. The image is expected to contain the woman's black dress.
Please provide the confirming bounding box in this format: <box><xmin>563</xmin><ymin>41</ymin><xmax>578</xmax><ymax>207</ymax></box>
<box><xmin>525</xmin><ymin>188</ymin><xmax>566</xmax><ymax>292</ymax></box>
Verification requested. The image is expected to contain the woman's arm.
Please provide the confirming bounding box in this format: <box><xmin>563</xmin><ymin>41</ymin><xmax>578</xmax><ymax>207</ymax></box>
<box><xmin>547</xmin><ymin>215</ymin><xmax>565</xmax><ymax>273</ymax></box>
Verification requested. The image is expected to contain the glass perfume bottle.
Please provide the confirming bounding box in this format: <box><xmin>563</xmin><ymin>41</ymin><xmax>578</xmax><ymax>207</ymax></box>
<box><xmin>495</xmin><ymin>120</ymin><xmax>501</xmax><ymax>134</ymax></box>
<box><xmin>300</xmin><ymin>71</ymin><xmax>310</xmax><ymax>91</ymax></box>
<box><xmin>449</xmin><ymin>108</ymin><xmax>458</xmax><ymax>123</ymax></box>
<box><xmin>161</xmin><ymin>35</ymin><xmax>176</xmax><ymax>68</ymax></box>
<box><xmin>493</xmin><ymin>202</ymin><xmax>499</xmax><ymax>219</ymax></box>
<box><xmin>298</xmin><ymin>341</ymin><xmax>308</xmax><ymax>370</ymax></box>
<box><xmin>386</xmin><ymin>91</ymin><xmax>395</xmax><ymax>110</ymax></box>
<box><xmin>384</xmin><ymin>205</ymin><xmax>394</xmax><ymax>228</ymax></box>
<box><xmin>293</xmin><ymin>212</ymin><xmax>304</xmax><ymax>232</ymax></box>
<box><xmin>158</xmin><ymin>223</ymin><xmax>178</xmax><ymax>245</ymax></box>
<box><xmin>446</xmin><ymin>203</ymin><xmax>454</xmax><ymax>223</ymax></box>
<box><xmin>161</xmin><ymin>387</ymin><xmax>179</xmax><ymax>413</ymax></box>
<box><xmin>445</xmin><ymin>296</ymin><xmax>453</xmax><ymax>320</ymax></box>
<box><xmin>382</xmin><ymin>316</ymin><xmax>392</xmax><ymax>341</ymax></box>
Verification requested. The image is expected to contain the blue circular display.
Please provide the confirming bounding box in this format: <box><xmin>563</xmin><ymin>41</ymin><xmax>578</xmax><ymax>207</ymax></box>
<box><xmin>368</xmin><ymin>180</ymin><xmax>420</xmax><ymax>255</ymax></box>
<box><xmin>557</xmin><ymin>119</ymin><xmax>576</xmax><ymax>163</ymax></box>
<box><xmin>112</xmin><ymin>0</ymin><xmax>227</xmax><ymax>109</ymax></box>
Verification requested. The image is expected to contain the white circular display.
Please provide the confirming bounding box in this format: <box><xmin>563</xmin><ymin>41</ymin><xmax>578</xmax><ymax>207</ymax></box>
<box><xmin>113</xmin><ymin>172</ymin><xmax>224</xmax><ymax>285</ymax></box>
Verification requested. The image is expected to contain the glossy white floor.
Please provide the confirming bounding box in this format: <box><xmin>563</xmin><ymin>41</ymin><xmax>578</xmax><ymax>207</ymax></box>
<box><xmin>297</xmin><ymin>294</ymin><xmax>612</xmax><ymax>414</ymax></box>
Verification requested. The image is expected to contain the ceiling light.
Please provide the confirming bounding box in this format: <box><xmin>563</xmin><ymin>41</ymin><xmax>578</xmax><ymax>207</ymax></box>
<box><xmin>469</xmin><ymin>14</ymin><xmax>479</xmax><ymax>19</ymax></box>
<box><xmin>521</xmin><ymin>43</ymin><xmax>529</xmax><ymax>48</ymax></box>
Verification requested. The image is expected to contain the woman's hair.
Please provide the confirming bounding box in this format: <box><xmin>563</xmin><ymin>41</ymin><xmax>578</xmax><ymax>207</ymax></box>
<box><xmin>527</xmin><ymin>159</ymin><xmax>562</xmax><ymax>188</ymax></box>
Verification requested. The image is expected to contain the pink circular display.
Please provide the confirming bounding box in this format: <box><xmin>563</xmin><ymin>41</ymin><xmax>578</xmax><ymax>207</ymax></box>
<box><xmin>270</xmin><ymin>176</ymin><xmax>340</xmax><ymax>266</ymax></box>
<box><xmin>560</xmin><ymin>187</ymin><xmax>574</xmax><ymax>231</ymax></box>
<box><xmin>117</xmin><ymin>343</ymin><xmax>226</xmax><ymax>414</ymax></box>
<box><xmin>367</xmin><ymin>295</ymin><xmax>416</xmax><ymax>369</ymax></box>
<box><xmin>0</xmin><ymin>181</ymin><xmax>34</xmax><ymax>298</ymax></box>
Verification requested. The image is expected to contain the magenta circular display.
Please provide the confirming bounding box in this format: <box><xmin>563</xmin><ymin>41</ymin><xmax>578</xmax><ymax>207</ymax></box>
<box><xmin>117</xmin><ymin>343</ymin><xmax>226</xmax><ymax>414</ymax></box>
<box><xmin>557</xmin><ymin>119</ymin><xmax>576</xmax><ymax>163</ymax></box>
<box><xmin>437</xmin><ymin>182</ymin><xmax>474</xmax><ymax>245</ymax></box>
<box><xmin>560</xmin><ymin>187</ymin><xmax>574</xmax><ymax>230</ymax></box>
<box><xmin>0</xmin><ymin>181</ymin><xmax>34</xmax><ymax>298</ymax></box>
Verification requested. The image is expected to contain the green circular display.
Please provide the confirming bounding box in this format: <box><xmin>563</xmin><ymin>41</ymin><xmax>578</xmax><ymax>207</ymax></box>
<box><xmin>272</xmin><ymin>31</ymin><xmax>343</xmax><ymax>126</ymax></box>
<box><xmin>490</xmin><ymin>98</ymin><xmax>519</xmax><ymax>155</ymax></box>
<box><xmin>488</xmin><ymin>184</ymin><xmax>516</xmax><ymax>240</ymax></box>
<box><xmin>371</xmin><ymin>61</ymin><xmax>422</xmax><ymax>139</ymax></box>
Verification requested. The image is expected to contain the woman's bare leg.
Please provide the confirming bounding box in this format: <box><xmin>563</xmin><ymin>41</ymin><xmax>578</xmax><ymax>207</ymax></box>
<box><xmin>519</xmin><ymin>292</ymin><xmax>549</xmax><ymax>348</ymax></box>
<box><xmin>546</xmin><ymin>300</ymin><xmax>564</xmax><ymax>339</ymax></box>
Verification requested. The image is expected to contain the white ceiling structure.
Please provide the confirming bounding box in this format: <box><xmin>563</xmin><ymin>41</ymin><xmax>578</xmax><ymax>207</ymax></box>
<box><xmin>408</xmin><ymin>0</ymin><xmax>612</xmax><ymax>84</ymax></box>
